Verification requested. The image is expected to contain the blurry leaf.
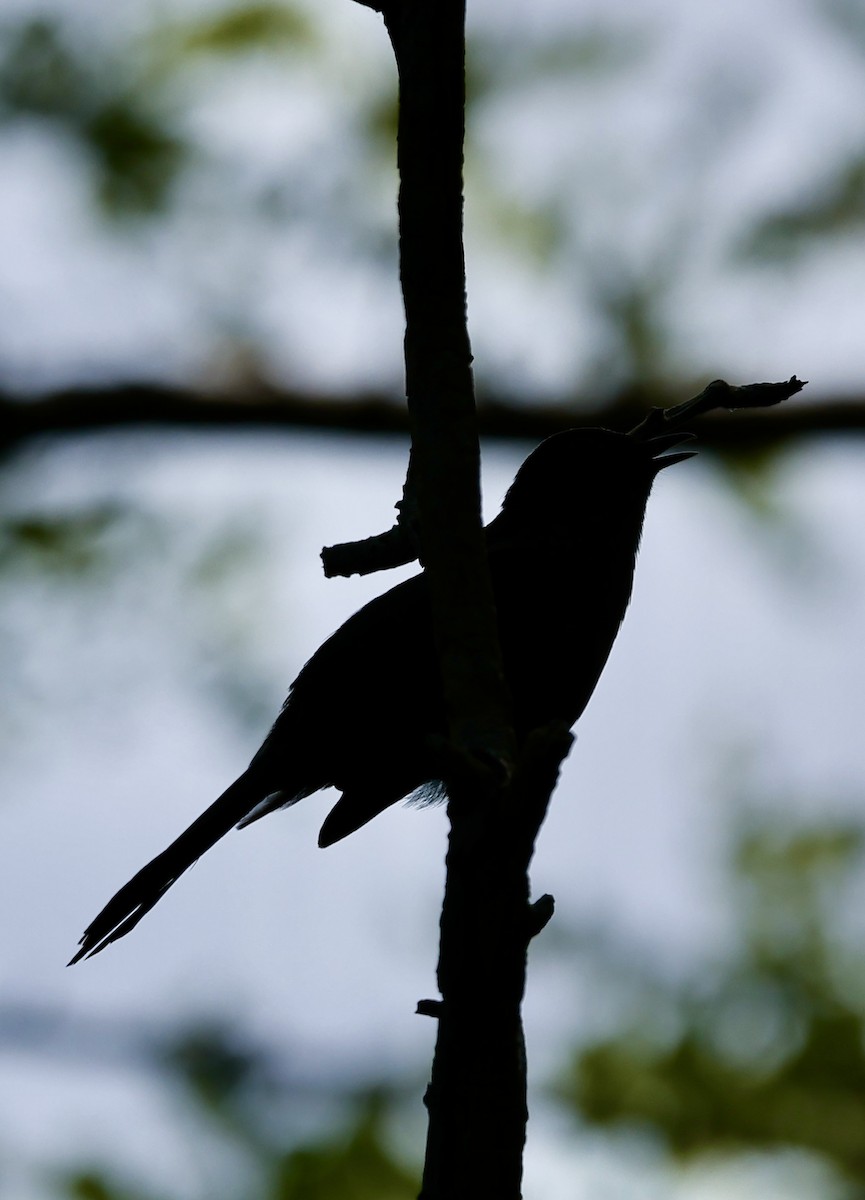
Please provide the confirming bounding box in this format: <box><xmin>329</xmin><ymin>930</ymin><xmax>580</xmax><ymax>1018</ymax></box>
<box><xmin>184</xmin><ymin>518</ymin><xmax>281</xmax><ymax>731</ymax></box>
<box><xmin>66</xmin><ymin>1174</ymin><xmax>120</xmax><ymax>1200</ymax></box>
<box><xmin>740</xmin><ymin>157</ymin><xmax>865</xmax><ymax>262</ymax></box>
<box><xmin>366</xmin><ymin>25</ymin><xmax>645</xmax><ymax>152</ymax></box>
<box><xmin>167</xmin><ymin>3</ymin><xmax>315</xmax><ymax>58</ymax></box>
<box><xmin>159</xmin><ymin>1027</ymin><xmax>417</xmax><ymax>1197</ymax></box>
<box><xmin>189</xmin><ymin>522</ymin><xmax>260</xmax><ymax>591</ymax></box>
<box><xmin>710</xmin><ymin>443</ymin><xmax>786</xmax><ymax>516</ymax></box>
<box><xmin>585</xmin><ymin>267</ymin><xmax>677</xmax><ymax>399</ymax></box>
<box><xmin>0</xmin><ymin>18</ymin><xmax>88</xmax><ymax>120</ymax></box>
<box><xmin>478</xmin><ymin>193</ymin><xmax>565</xmax><ymax>265</ymax></box>
<box><xmin>62</xmin><ymin>1169</ymin><xmax>159</xmax><ymax>1200</ymax></box>
<box><xmin>734</xmin><ymin>824</ymin><xmax>864</xmax><ymax>986</ymax></box>
<box><xmin>362</xmin><ymin>87</ymin><xmax>400</xmax><ymax>151</ymax></box>
<box><xmin>527</xmin><ymin>27</ymin><xmax>647</xmax><ymax>78</ymax></box>
<box><xmin>567</xmin><ymin>1010</ymin><xmax>865</xmax><ymax>1171</ymax></box>
<box><xmin>700</xmin><ymin>975</ymin><xmax>806</xmax><ymax>1075</ymax></box>
<box><xmin>364</xmin><ymin>88</ymin><xmax>399</xmax><ymax>151</ymax></box>
<box><xmin>161</xmin><ymin>1023</ymin><xmax>269</xmax><ymax>1115</ymax></box>
<box><xmin>0</xmin><ymin>504</ymin><xmax>127</xmax><ymax>576</ymax></box>
<box><xmin>467</xmin><ymin>26</ymin><xmax>650</xmax><ymax>99</ymax></box>
<box><xmin>559</xmin><ymin>817</ymin><xmax>865</xmax><ymax>1184</ymax></box>
<box><xmin>567</xmin><ymin>1033</ymin><xmax>751</xmax><ymax>1153</ymax></box>
<box><xmin>83</xmin><ymin>99</ymin><xmax>187</xmax><ymax>217</ymax></box>
<box><xmin>0</xmin><ymin>17</ymin><xmax>188</xmax><ymax>218</ymax></box>
<box><xmin>736</xmin><ymin>825</ymin><xmax>863</xmax><ymax>898</ymax></box>
<box><xmin>273</xmin><ymin>1090</ymin><xmax>417</xmax><ymax>1200</ymax></box>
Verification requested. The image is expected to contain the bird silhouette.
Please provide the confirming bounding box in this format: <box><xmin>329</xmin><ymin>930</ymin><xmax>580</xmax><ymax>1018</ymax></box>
<box><xmin>69</xmin><ymin>427</ymin><xmax>694</xmax><ymax>963</ymax></box>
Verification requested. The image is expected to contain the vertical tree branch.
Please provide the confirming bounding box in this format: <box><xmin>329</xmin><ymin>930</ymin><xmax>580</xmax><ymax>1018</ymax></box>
<box><xmin>419</xmin><ymin>726</ymin><xmax>571</xmax><ymax>1199</ymax></box>
<box><xmin>357</xmin><ymin>3</ymin><xmax>570</xmax><ymax>1196</ymax></box>
<box><xmin>382</xmin><ymin>0</ymin><xmax>514</xmax><ymax>765</ymax></box>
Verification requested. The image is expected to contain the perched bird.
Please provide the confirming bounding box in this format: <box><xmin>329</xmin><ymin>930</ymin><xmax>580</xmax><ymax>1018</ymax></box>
<box><xmin>70</xmin><ymin>427</ymin><xmax>694</xmax><ymax>963</ymax></box>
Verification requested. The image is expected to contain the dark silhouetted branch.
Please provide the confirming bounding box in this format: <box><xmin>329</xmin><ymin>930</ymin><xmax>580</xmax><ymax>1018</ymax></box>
<box><xmin>420</xmin><ymin>724</ymin><xmax>572</xmax><ymax>1200</ymax></box>
<box><xmin>349</xmin><ymin>1</ymin><xmax>564</xmax><ymax>1195</ymax></box>
<box><xmin>2</xmin><ymin>382</ymin><xmax>861</xmax><ymax>457</ymax></box>
<box><xmin>322</xmin><ymin>449</ymin><xmax>420</xmax><ymax>577</ymax></box>
<box><xmin>377</xmin><ymin>0</ymin><xmax>515</xmax><ymax>772</ymax></box>
<box><xmin>631</xmin><ymin>374</ymin><xmax>807</xmax><ymax>439</ymax></box>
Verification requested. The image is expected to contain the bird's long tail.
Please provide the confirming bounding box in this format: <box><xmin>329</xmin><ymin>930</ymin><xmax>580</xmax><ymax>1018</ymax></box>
<box><xmin>69</xmin><ymin>769</ymin><xmax>267</xmax><ymax>964</ymax></box>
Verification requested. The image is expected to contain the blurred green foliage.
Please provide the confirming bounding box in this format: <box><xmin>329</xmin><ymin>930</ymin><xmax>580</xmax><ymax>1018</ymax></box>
<box><xmin>0</xmin><ymin>19</ymin><xmax>186</xmax><ymax>216</ymax></box>
<box><xmin>0</xmin><ymin>497</ymin><xmax>281</xmax><ymax>731</ymax></box>
<box><xmin>4</xmin><ymin>0</ymin><xmax>859</xmax><ymax>403</ymax></box>
<box><xmin>0</xmin><ymin>503</ymin><xmax>128</xmax><ymax>576</ymax></box>
<box><xmin>0</xmin><ymin>5</ymin><xmax>312</xmax><ymax>218</ymax></box>
<box><xmin>83</xmin><ymin>100</ymin><xmax>186</xmax><ymax>218</ymax></box>
<box><xmin>6</xmin><ymin>814</ymin><xmax>857</xmax><ymax>1199</ymax></box>
<box><xmin>742</xmin><ymin>157</ymin><xmax>865</xmax><ymax>263</ymax></box>
<box><xmin>2</xmin><ymin>5</ymin><xmax>864</xmax><ymax>1190</ymax></box>
<box><xmin>559</xmin><ymin>820</ymin><xmax>865</xmax><ymax>1190</ymax></box>
<box><xmin>0</xmin><ymin>0</ymin><xmax>860</xmax><ymax>414</ymax></box>
<box><xmin>1</xmin><ymin>19</ymin><xmax>89</xmax><ymax>119</ymax></box>
<box><xmin>66</xmin><ymin>1173</ymin><xmax>159</xmax><ymax>1200</ymax></box>
<box><xmin>268</xmin><ymin>1102</ymin><xmax>418</xmax><ymax>1200</ymax></box>
<box><xmin>164</xmin><ymin>4</ymin><xmax>315</xmax><ymax>57</ymax></box>
<box><xmin>56</xmin><ymin>1022</ymin><xmax>418</xmax><ymax>1200</ymax></box>
<box><xmin>0</xmin><ymin>5</ymin><xmax>316</xmax><ymax>219</ymax></box>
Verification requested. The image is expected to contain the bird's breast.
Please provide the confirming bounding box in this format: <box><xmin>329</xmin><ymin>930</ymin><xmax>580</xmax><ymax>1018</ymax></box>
<box><xmin>491</xmin><ymin>537</ymin><xmax>638</xmax><ymax>734</ymax></box>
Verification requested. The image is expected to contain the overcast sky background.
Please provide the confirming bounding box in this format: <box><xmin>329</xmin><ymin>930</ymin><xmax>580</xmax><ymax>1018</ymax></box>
<box><xmin>2</xmin><ymin>0</ymin><xmax>865</xmax><ymax>1197</ymax></box>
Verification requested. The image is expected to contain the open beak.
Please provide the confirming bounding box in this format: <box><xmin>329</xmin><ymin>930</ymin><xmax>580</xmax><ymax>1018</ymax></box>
<box><xmin>648</xmin><ymin>432</ymin><xmax>698</xmax><ymax>472</ymax></box>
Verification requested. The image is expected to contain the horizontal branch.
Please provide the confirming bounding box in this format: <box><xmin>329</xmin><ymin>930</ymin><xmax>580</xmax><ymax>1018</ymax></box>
<box><xmin>2</xmin><ymin>382</ymin><xmax>863</xmax><ymax>451</ymax></box>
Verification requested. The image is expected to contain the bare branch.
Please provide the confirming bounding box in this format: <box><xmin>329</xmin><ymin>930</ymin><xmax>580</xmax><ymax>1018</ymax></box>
<box><xmin>378</xmin><ymin>0</ymin><xmax>515</xmax><ymax>770</ymax></box>
<box><xmin>321</xmin><ymin>450</ymin><xmax>420</xmax><ymax>577</ymax></box>
<box><xmin>631</xmin><ymin>375</ymin><xmax>808</xmax><ymax>439</ymax></box>
<box><xmin>5</xmin><ymin>378</ymin><xmax>858</xmax><ymax>459</ymax></box>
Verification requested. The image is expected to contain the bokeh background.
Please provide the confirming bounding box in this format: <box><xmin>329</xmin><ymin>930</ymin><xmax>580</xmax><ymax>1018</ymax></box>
<box><xmin>3</xmin><ymin>0</ymin><xmax>865</xmax><ymax>1197</ymax></box>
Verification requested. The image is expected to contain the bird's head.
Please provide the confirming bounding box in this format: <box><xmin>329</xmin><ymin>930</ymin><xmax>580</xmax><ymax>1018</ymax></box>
<box><xmin>498</xmin><ymin>427</ymin><xmax>695</xmax><ymax>536</ymax></box>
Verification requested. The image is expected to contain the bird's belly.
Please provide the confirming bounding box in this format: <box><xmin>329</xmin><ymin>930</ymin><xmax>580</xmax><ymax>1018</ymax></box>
<box><xmin>497</xmin><ymin>574</ymin><xmax>630</xmax><ymax>735</ymax></box>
